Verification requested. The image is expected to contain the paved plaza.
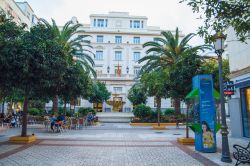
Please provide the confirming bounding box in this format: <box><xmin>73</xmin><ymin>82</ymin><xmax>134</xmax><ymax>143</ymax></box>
<box><xmin>0</xmin><ymin>123</ymin><xmax>248</xmax><ymax>166</ymax></box>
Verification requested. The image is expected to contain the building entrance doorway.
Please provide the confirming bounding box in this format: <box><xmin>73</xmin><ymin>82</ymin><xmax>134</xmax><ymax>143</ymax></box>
<box><xmin>113</xmin><ymin>97</ymin><xmax>123</xmax><ymax>112</ymax></box>
<box><xmin>106</xmin><ymin>95</ymin><xmax>125</xmax><ymax>112</ymax></box>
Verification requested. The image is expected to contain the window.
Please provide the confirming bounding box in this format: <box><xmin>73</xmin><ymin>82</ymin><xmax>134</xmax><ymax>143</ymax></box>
<box><xmin>133</xmin><ymin>20</ymin><xmax>140</xmax><ymax>28</ymax></box>
<box><xmin>95</xmin><ymin>51</ymin><xmax>103</xmax><ymax>60</ymax></box>
<box><xmin>94</xmin><ymin>19</ymin><xmax>96</xmax><ymax>27</ymax></box>
<box><xmin>141</xmin><ymin>21</ymin><xmax>144</xmax><ymax>28</ymax></box>
<box><xmin>96</xmin><ymin>70</ymin><xmax>102</xmax><ymax>76</ymax></box>
<box><xmin>115</xmin><ymin>36</ymin><xmax>122</xmax><ymax>44</ymax></box>
<box><xmin>114</xmin><ymin>51</ymin><xmax>122</xmax><ymax>61</ymax></box>
<box><xmin>130</xmin><ymin>20</ymin><xmax>132</xmax><ymax>28</ymax></box>
<box><xmin>27</xmin><ymin>12</ymin><xmax>30</xmax><ymax>19</ymax></box>
<box><xmin>105</xmin><ymin>19</ymin><xmax>108</xmax><ymax>27</ymax></box>
<box><xmin>134</xmin><ymin>67</ymin><xmax>140</xmax><ymax>75</ymax></box>
<box><xmin>96</xmin><ymin>35</ymin><xmax>103</xmax><ymax>43</ymax></box>
<box><xmin>114</xmin><ymin>87</ymin><xmax>122</xmax><ymax>93</ymax></box>
<box><xmin>97</xmin><ymin>19</ymin><xmax>104</xmax><ymax>27</ymax></box>
<box><xmin>241</xmin><ymin>87</ymin><xmax>250</xmax><ymax>137</ymax></box>
<box><xmin>133</xmin><ymin>52</ymin><xmax>141</xmax><ymax>61</ymax></box>
<box><xmin>133</xmin><ymin>37</ymin><xmax>140</xmax><ymax>44</ymax></box>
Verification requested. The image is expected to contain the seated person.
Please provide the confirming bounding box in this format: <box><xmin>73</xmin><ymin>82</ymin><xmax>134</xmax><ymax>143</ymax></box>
<box><xmin>49</xmin><ymin>115</ymin><xmax>57</xmax><ymax>131</ymax></box>
<box><xmin>86</xmin><ymin>112</ymin><xmax>94</xmax><ymax>125</ymax></box>
<box><xmin>10</xmin><ymin>116</ymin><xmax>16</xmax><ymax>127</ymax></box>
<box><xmin>57</xmin><ymin>114</ymin><xmax>65</xmax><ymax>123</ymax></box>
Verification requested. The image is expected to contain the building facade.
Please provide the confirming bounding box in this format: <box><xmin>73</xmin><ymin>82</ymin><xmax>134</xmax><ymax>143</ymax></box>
<box><xmin>0</xmin><ymin>0</ymin><xmax>38</xmax><ymax>29</ymax></box>
<box><xmin>227</xmin><ymin>27</ymin><xmax>250</xmax><ymax>138</ymax></box>
<box><xmin>70</xmin><ymin>12</ymin><xmax>185</xmax><ymax>112</ymax></box>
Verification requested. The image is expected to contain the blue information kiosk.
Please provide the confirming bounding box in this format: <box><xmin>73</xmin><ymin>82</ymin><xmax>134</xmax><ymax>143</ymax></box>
<box><xmin>192</xmin><ymin>75</ymin><xmax>217</xmax><ymax>153</ymax></box>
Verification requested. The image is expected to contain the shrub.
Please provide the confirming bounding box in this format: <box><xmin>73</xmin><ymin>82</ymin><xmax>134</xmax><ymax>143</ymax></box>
<box><xmin>28</xmin><ymin>108</ymin><xmax>43</xmax><ymax>116</ymax></box>
<box><xmin>132</xmin><ymin>104</ymin><xmax>152</xmax><ymax>119</ymax></box>
<box><xmin>164</xmin><ymin>108</ymin><xmax>175</xmax><ymax>116</ymax></box>
<box><xmin>78</xmin><ymin>107</ymin><xmax>96</xmax><ymax>116</ymax></box>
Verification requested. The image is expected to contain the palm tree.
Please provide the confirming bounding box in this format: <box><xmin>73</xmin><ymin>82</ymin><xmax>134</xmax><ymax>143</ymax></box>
<box><xmin>139</xmin><ymin>28</ymin><xmax>211</xmax><ymax>114</ymax></box>
<box><xmin>39</xmin><ymin>19</ymin><xmax>96</xmax><ymax>112</ymax></box>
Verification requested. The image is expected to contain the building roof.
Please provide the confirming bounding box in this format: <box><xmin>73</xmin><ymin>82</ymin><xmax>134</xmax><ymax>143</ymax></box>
<box><xmin>90</xmin><ymin>11</ymin><xmax>148</xmax><ymax>19</ymax></box>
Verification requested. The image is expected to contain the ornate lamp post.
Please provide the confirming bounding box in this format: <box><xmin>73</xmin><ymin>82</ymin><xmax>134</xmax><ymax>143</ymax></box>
<box><xmin>126</xmin><ymin>66</ymin><xmax>129</xmax><ymax>74</ymax></box>
<box><xmin>213</xmin><ymin>33</ymin><xmax>232</xmax><ymax>163</ymax></box>
<box><xmin>107</xmin><ymin>66</ymin><xmax>110</xmax><ymax>73</ymax></box>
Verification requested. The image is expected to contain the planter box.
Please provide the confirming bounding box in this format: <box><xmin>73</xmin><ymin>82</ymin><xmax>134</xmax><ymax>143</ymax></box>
<box><xmin>9</xmin><ymin>135</ymin><xmax>37</xmax><ymax>144</ymax></box>
<box><xmin>130</xmin><ymin>122</ymin><xmax>176</xmax><ymax>127</ymax></box>
<box><xmin>152</xmin><ymin>125</ymin><xmax>166</xmax><ymax>130</ymax></box>
<box><xmin>177</xmin><ymin>137</ymin><xmax>195</xmax><ymax>145</ymax></box>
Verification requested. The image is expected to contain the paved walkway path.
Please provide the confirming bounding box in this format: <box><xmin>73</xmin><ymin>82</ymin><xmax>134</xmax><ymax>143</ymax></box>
<box><xmin>0</xmin><ymin>123</ymin><xmax>244</xmax><ymax>166</ymax></box>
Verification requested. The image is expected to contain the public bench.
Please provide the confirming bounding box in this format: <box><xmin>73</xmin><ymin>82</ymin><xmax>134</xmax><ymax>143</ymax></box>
<box><xmin>233</xmin><ymin>142</ymin><xmax>250</xmax><ymax>166</ymax></box>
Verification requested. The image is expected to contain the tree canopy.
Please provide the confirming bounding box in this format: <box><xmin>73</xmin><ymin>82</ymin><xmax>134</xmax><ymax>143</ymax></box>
<box><xmin>88</xmin><ymin>81</ymin><xmax>111</xmax><ymax>104</ymax></box>
<box><xmin>180</xmin><ymin>0</ymin><xmax>250</xmax><ymax>42</ymax></box>
<box><xmin>128</xmin><ymin>83</ymin><xmax>147</xmax><ymax>106</ymax></box>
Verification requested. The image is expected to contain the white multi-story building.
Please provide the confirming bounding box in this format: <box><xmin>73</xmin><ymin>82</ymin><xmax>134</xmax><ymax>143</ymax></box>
<box><xmin>227</xmin><ymin>27</ymin><xmax>250</xmax><ymax>138</ymax></box>
<box><xmin>73</xmin><ymin>12</ymin><xmax>184</xmax><ymax>112</ymax></box>
<box><xmin>0</xmin><ymin>0</ymin><xmax>38</xmax><ymax>29</ymax></box>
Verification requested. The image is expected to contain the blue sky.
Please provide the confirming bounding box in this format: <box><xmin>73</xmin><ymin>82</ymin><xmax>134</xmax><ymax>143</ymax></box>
<box><xmin>21</xmin><ymin>0</ymin><xmax>205</xmax><ymax>45</ymax></box>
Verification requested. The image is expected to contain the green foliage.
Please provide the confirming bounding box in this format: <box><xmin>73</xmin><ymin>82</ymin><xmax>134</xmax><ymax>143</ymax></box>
<box><xmin>139</xmin><ymin>28</ymin><xmax>210</xmax><ymax>114</ymax></box>
<box><xmin>28</xmin><ymin>108</ymin><xmax>43</xmax><ymax>116</ymax></box>
<box><xmin>164</xmin><ymin>108</ymin><xmax>175</xmax><ymax>116</ymax></box>
<box><xmin>132</xmin><ymin>104</ymin><xmax>152</xmax><ymax>119</ymax></box>
<box><xmin>60</xmin><ymin>63</ymin><xmax>91</xmax><ymax>104</ymax></box>
<box><xmin>78</xmin><ymin>107</ymin><xmax>96</xmax><ymax>116</ymax></box>
<box><xmin>180</xmin><ymin>0</ymin><xmax>250</xmax><ymax>42</ymax></box>
<box><xmin>128</xmin><ymin>83</ymin><xmax>147</xmax><ymax>106</ymax></box>
<box><xmin>199</xmin><ymin>58</ymin><xmax>230</xmax><ymax>90</ymax></box>
<box><xmin>58</xmin><ymin>107</ymin><xmax>73</xmax><ymax>117</ymax></box>
<box><xmin>88</xmin><ymin>81</ymin><xmax>111</xmax><ymax>103</ymax></box>
<box><xmin>140</xmin><ymin>70</ymin><xmax>169</xmax><ymax>99</ymax></box>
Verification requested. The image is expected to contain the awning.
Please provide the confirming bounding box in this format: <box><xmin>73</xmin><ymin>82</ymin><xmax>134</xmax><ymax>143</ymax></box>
<box><xmin>185</xmin><ymin>88</ymin><xmax>220</xmax><ymax>99</ymax></box>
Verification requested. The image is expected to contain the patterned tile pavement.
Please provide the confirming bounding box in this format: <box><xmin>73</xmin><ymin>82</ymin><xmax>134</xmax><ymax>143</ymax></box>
<box><xmin>0</xmin><ymin>123</ymin><xmax>241</xmax><ymax>166</ymax></box>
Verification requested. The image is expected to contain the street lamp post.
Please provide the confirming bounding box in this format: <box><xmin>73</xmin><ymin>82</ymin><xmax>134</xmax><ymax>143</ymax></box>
<box><xmin>213</xmin><ymin>33</ymin><xmax>232</xmax><ymax>163</ymax></box>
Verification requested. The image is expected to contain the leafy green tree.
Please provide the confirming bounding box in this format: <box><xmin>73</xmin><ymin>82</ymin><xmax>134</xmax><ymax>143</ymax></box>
<box><xmin>0</xmin><ymin>12</ymin><xmax>25</xmax><ymax>115</ymax></box>
<box><xmin>40</xmin><ymin>19</ymin><xmax>95</xmax><ymax>112</ymax></box>
<box><xmin>88</xmin><ymin>81</ymin><xmax>111</xmax><ymax>108</ymax></box>
<box><xmin>199</xmin><ymin>58</ymin><xmax>230</xmax><ymax>90</ymax></box>
<box><xmin>59</xmin><ymin>63</ymin><xmax>91</xmax><ymax>113</ymax></box>
<box><xmin>128</xmin><ymin>83</ymin><xmax>147</xmax><ymax>106</ymax></box>
<box><xmin>139</xmin><ymin>28</ymin><xmax>210</xmax><ymax>114</ymax></box>
<box><xmin>167</xmin><ymin>53</ymin><xmax>202</xmax><ymax>106</ymax></box>
<box><xmin>0</xmin><ymin>14</ymin><xmax>67</xmax><ymax>136</ymax></box>
<box><xmin>140</xmin><ymin>70</ymin><xmax>169</xmax><ymax>126</ymax></box>
<box><xmin>180</xmin><ymin>0</ymin><xmax>250</xmax><ymax>42</ymax></box>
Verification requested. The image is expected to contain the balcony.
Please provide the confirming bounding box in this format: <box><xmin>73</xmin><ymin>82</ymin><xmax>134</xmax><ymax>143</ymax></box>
<box><xmin>96</xmin><ymin>74</ymin><xmax>136</xmax><ymax>80</ymax></box>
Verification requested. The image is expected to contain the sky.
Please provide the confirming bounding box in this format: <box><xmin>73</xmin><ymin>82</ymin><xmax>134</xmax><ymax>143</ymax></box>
<box><xmin>21</xmin><ymin>0</ymin><xmax>205</xmax><ymax>45</ymax></box>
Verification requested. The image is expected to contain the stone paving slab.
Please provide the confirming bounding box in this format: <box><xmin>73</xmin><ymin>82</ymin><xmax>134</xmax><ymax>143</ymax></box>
<box><xmin>0</xmin><ymin>144</ymin><xmax>22</xmax><ymax>155</ymax></box>
<box><xmin>40</xmin><ymin>140</ymin><xmax>172</xmax><ymax>146</ymax></box>
<box><xmin>0</xmin><ymin>145</ymin><xmax>203</xmax><ymax>166</ymax></box>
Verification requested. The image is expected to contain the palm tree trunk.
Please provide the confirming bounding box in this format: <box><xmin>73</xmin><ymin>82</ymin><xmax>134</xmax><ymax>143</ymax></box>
<box><xmin>10</xmin><ymin>99</ymin><xmax>13</xmax><ymax>113</ymax></box>
<box><xmin>156</xmin><ymin>96</ymin><xmax>161</xmax><ymax>127</ymax></box>
<box><xmin>1</xmin><ymin>98</ymin><xmax>5</xmax><ymax>114</ymax></box>
<box><xmin>52</xmin><ymin>95</ymin><xmax>58</xmax><ymax>113</ymax></box>
<box><xmin>21</xmin><ymin>96</ymin><xmax>29</xmax><ymax>137</ymax></box>
<box><xmin>186</xmin><ymin>101</ymin><xmax>190</xmax><ymax>138</ymax></box>
<box><xmin>64</xmin><ymin>98</ymin><xmax>67</xmax><ymax>116</ymax></box>
<box><xmin>174</xmin><ymin>98</ymin><xmax>181</xmax><ymax>114</ymax></box>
